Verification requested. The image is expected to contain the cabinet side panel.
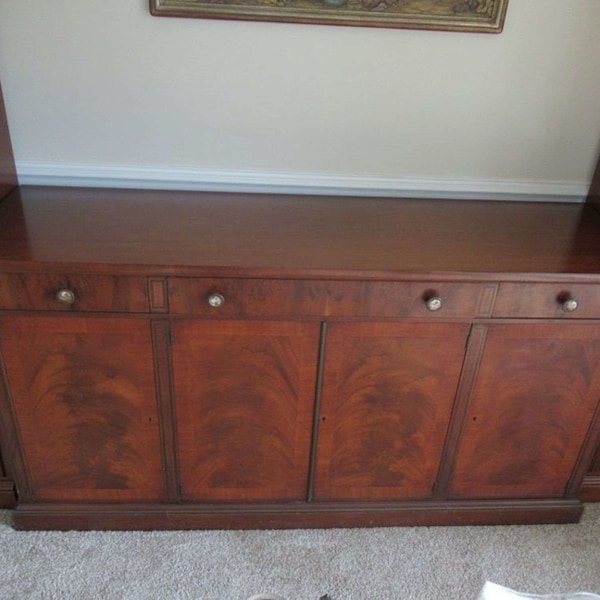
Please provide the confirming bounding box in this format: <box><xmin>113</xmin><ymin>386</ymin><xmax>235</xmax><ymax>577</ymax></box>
<box><xmin>0</xmin><ymin>316</ymin><xmax>165</xmax><ymax>502</ymax></box>
<box><xmin>314</xmin><ymin>322</ymin><xmax>470</xmax><ymax>501</ymax></box>
<box><xmin>0</xmin><ymin>374</ymin><xmax>18</xmax><ymax>507</ymax></box>
<box><xmin>588</xmin><ymin>444</ymin><xmax>600</xmax><ymax>474</ymax></box>
<box><xmin>587</xmin><ymin>149</ymin><xmax>600</xmax><ymax>212</ymax></box>
<box><xmin>171</xmin><ymin>320</ymin><xmax>320</xmax><ymax>502</ymax></box>
<box><xmin>0</xmin><ymin>80</ymin><xmax>17</xmax><ymax>200</ymax></box>
<box><xmin>450</xmin><ymin>323</ymin><xmax>600</xmax><ymax>499</ymax></box>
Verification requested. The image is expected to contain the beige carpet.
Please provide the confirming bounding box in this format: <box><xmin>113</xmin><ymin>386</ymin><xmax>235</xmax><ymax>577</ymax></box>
<box><xmin>1</xmin><ymin>506</ymin><xmax>600</xmax><ymax>599</ymax></box>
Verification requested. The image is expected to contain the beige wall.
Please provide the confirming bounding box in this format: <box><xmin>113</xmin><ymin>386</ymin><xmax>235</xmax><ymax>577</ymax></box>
<box><xmin>0</xmin><ymin>0</ymin><xmax>599</xmax><ymax>198</ymax></box>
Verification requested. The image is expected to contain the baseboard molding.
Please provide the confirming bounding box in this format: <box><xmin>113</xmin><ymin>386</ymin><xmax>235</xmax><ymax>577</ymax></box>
<box><xmin>15</xmin><ymin>162</ymin><xmax>588</xmax><ymax>203</ymax></box>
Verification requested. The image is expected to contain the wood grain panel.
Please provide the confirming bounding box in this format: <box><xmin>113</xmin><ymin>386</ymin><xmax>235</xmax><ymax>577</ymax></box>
<box><xmin>366</xmin><ymin>281</ymin><xmax>489</xmax><ymax>318</ymax></box>
<box><xmin>450</xmin><ymin>323</ymin><xmax>600</xmax><ymax>499</ymax></box>
<box><xmin>314</xmin><ymin>322</ymin><xmax>470</xmax><ymax>501</ymax></box>
<box><xmin>0</xmin><ymin>273</ymin><xmax>150</xmax><ymax>312</ymax></box>
<box><xmin>171</xmin><ymin>319</ymin><xmax>320</xmax><ymax>502</ymax></box>
<box><xmin>168</xmin><ymin>278</ymin><xmax>366</xmax><ymax>317</ymax></box>
<box><xmin>169</xmin><ymin>278</ymin><xmax>489</xmax><ymax>318</ymax></box>
<box><xmin>494</xmin><ymin>283</ymin><xmax>600</xmax><ymax>319</ymax></box>
<box><xmin>0</xmin><ymin>316</ymin><xmax>164</xmax><ymax>501</ymax></box>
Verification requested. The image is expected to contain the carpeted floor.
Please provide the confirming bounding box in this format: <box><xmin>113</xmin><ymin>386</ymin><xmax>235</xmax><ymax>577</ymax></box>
<box><xmin>1</xmin><ymin>506</ymin><xmax>600</xmax><ymax>600</ymax></box>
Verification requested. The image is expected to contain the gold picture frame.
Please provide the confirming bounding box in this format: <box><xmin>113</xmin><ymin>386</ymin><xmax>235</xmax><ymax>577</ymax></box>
<box><xmin>150</xmin><ymin>0</ymin><xmax>509</xmax><ymax>33</ymax></box>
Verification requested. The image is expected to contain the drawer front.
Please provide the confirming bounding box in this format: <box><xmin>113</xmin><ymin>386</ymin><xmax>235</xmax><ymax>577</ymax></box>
<box><xmin>168</xmin><ymin>278</ymin><xmax>495</xmax><ymax>319</ymax></box>
<box><xmin>168</xmin><ymin>278</ymin><xmax>363</xmax><ymax>317</ymax></box>
<box><xmin>365</xmin><ymin>281</ymin><xmax>496</xmax><ymax>319</ymax></box>
<box><xmin>0</xmin><ymin>273</ymin><xmax>150</xmax><ymax>313</ymax></box>
<box><xmin>493</xmin><ymin>283</ymin><xmax>600</xmax><ymax>319</ymax></box>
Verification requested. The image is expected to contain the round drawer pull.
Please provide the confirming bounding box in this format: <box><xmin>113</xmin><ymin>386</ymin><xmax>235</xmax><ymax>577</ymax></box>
<box><xmin>55</xmin><ymin>288</ymin><xmax>76</xmax><ymax>305</ymax></box>
<box><xmin>425</xmin><ymin>296</ymin><xmax>443</xmax><ymax>312</ymax></box>
<box><xmin>207</xmin><ymin>292</ymin><xmax>225</xmax><ymax>308</ymax></box>
<box><xmin>561</xmin><ymin>296</ymin><xmax>578</xmax><ymax>313</ymax></box>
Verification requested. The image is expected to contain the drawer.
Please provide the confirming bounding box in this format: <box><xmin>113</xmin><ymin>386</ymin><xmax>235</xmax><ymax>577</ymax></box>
<box><xmin>493</xmin><ymin>283</ymin><xmax>600</xmax><ymax>319</ymax></box>
<box><xmin>168</xmin><ymin>278</ymin><xmax>363</xmax><ymax>317</ymax></box>
<box><xmin>0</xmin><ymin>273</ymin><xmax>150</xmax><ymax>313</ymax></box>
<box><xmin>168</xmin><ymin>278</ymin><xmax>496</xmax><ymax>319</ymax></box>
<box><xmin>365</xmin><ymin>281</ymin><xmax>496</xmax><ymax>318</ymax></box>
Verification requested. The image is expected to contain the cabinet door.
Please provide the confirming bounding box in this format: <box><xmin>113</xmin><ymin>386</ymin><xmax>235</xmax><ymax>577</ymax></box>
<box><xmin>314</xmin><ymin>322</ymin><xmax>470</xmax><ymax>501</ymax></box>
<box><xmin>0</xmin><ymin>316</ymin><xmax>165</xmax><ymax>502</ymax></box>
<box><xmin>450</xmin><ymin>323</ymin><xmax>600</xmax><ymax>499</ymax></box>
<box><xmin>171</xmin><ymin>320</ymin><xmax>320</xmax><ymax>502</ymax></box>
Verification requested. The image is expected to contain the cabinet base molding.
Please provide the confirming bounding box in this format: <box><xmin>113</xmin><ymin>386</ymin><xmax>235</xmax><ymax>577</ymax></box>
<box><xmin>579</xmin><ymin>475</ymin><xmax>600</xmax><ymax>502</ymax></box>
<box><xmin>12</xmin><ymin>499</ymin><xmax>583</xmax><ymax>531</ymax></box>
<box><xmin>0</xmin><ymin>479</ymin><xmax>16</xmax><ymax>509</ymax></box>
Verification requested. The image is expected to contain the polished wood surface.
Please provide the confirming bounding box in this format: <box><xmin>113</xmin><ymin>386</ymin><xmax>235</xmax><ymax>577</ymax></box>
<box><xmin>168</xmin><ymin>278</ymin><xmax>491</xmax><ymax>318</ymax></box>
<box><xmin>2</xmin><ymin>186</ymin><xmax>600</xmax><ymax>279</ymax></box>
<box><xmin>0</xmin><ymin>316</ymin><xmax>165</xmax><ymax>501</ymax></box>
<box><xmin>2</xmin><ymin>187</ymin><xmax>600</xmax><ymax>526</ymax></box>
<box><xmin>0</xmin><ymin>81</ymin><xmax>17</xmax><ymax>201</ymax></box>
<box><xmin>493</xmin><ymin>282</ymin><xmax>600</xmax><ymax>319</ymax></box>
<box><xmin>169</xmin><ymin>278</ymin><xmax>367</xmax><ymax>317</ymax></box>
<box><xmin>0</xmin><ymin>273</ymin><xmax>150</xmax><ymax>312</ymax></box>
<box><xmin>314</xmin><ymin>322</ymin><xmax>469</xmax><ymax>501</ymax></box>
<box><xmin>451</xmin><ymin>323</ymin><xmax>600</xmax><ymax>499</ymax></box>
<box><xmin>171</xmin><ymin>319</ymin><xmax>320</xmax><ymax>502</ymax></box>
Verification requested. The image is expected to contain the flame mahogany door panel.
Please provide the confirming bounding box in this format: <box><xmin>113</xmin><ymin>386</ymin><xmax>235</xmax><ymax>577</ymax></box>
<box><xmin>450</xmin><ymin>323</ymin><xmax>600</xmax><ymax>499</ymax></box>
<box><xmin>0</xmin><ymin>316</ymin><xmax>165</xmax><ymax>502</ymax></box>
<box><xmin>170</xmin><ymin>319</ymin><xmax>320</xmax><ymax>502</ymax></box>
<box><xmin>314</xmin><ymin>321</ymin><xmax>470</xmax><ymax>501</ymax></box>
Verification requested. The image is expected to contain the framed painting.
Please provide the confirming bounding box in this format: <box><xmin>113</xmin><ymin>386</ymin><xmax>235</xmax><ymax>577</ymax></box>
<box><xmin>150</xmin><ymin>0</ymin><xmax>509</xmax><ymax>32</ymax></box>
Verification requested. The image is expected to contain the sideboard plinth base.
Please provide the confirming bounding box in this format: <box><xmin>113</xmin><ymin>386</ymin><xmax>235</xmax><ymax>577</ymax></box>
<box><xmin>12</xmin><ymin>499</ymin><xmax>584</xmax><ymax>531</ymax></box>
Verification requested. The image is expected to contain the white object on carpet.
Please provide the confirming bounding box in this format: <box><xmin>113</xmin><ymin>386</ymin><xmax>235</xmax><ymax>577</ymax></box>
<box><xmin>478</xmin><ymin>581</ymin><xmax>600</xmax><ymax>599</ymax></box>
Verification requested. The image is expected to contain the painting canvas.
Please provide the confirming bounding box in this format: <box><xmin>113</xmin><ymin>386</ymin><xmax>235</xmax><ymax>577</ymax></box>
<box><xmin>150</xmin><ymin>0</ymin><xmax>509</xmax><ymax>32</ymax></box>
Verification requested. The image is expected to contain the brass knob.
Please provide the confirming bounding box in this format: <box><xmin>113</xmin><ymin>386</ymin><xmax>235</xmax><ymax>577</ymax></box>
<box><xmin>425</xmin><ymin>296</ymin><xmax>443</xmax><ymax>312</ymax></box>
<box><xmin>561</xmin><ymin>296</ymin><xmax>578</xmax><ymax>313</ymax></box>
<box><xmin>55</xmin><ymin>288</ymin><xmax>76</xmax><ymax>305</ymax></box>
<box><xmin>207</xmin><ymin>292</ymin><xmax>225</xmax><ymax>308</ymax></box>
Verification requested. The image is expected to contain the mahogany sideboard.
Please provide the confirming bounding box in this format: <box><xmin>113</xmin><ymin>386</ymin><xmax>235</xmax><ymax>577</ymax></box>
<box><xmin>2</xmin><ymin>82</ymin><xmax>600</xmax><ymax>530</ymax></box>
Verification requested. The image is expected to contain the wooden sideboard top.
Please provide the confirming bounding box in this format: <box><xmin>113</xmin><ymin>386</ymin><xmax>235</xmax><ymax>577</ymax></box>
<box><xmin>1</xmin><ymin>185</ymin><xmax>600</xmax><ymax>281</ymax></box>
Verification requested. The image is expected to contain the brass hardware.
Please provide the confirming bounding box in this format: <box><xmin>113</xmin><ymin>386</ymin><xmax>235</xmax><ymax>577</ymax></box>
<box><xmin>425</xmin><ymin>296</ymin><xmax>443</xmax><ymax>312</ymax></box>
<box><xmin>207</xmin><ymin>292</ymin><xmax>225</xmax><ymax>308</ymax></box>
<box><xmin>55</xmin><ymin>288</ymin><xmax>76</xmax><ymax>305</ymax></box>
<box><xmin>561</xmin><ymin>296</ymin><xmax>578</xmax><ymax>313</ymax></box>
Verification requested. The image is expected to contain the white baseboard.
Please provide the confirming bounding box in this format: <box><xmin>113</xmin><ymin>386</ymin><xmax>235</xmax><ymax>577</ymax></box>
<box><xmin>16</xmin><ymin>162</ymin><xmax>588</xmax><ymax>203</ymax></box>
